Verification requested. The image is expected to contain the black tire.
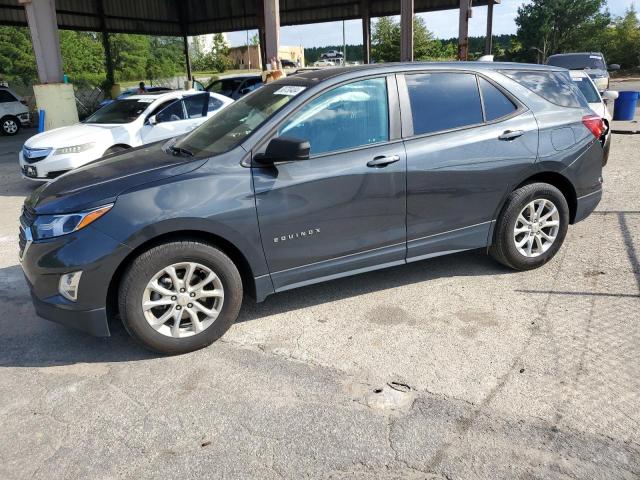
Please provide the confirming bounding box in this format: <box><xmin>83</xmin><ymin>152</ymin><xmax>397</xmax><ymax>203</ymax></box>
<box><xmin>602</xmin><ymin>134</ymin><xmax>611</xmax><ymax>166</ymax></box>
<box><xmin>118</xmin><ymin>241</ymin><xmax>243</xmax><ymax>354</ymax></box>
<box><xmin>1</xmin><ymin>115</ymin><xmax>20</xmax><ymax>136</ymax></box>
<box><xmin>489</xmin><ymin>182</ymin><xmax>569</xmax><ymax>271</ymax></box>
<box><xmin>104</xmin><ymin>145</ymin><xmax>129</xmax><ymax>156</ymax></box>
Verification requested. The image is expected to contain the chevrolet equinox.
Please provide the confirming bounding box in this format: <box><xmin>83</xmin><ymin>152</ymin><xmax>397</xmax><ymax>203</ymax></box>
<box><xmin>19</xmin><ymin>63</ymin><xmax>605</xmax><ymax>354</ymax></box>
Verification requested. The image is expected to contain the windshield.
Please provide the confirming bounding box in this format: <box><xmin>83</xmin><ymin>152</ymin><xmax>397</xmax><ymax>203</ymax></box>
<box><xmin>84</xmin><ymin>98</ymin><xmax>153</xmax><ymax>124</ymax></box>
<box><xmin>547</xmin><ymin>54</ymin><xmax>606</xmax><ymax>70</ymax></box>
<box><xmin>175</xmin><ymin>83</ymin><xmax>306</xmax><ymax>156</ymax></box>
<box><xmin>572</xmin><ymin>77</ymin><xmax>601</xmax><ymax>103</ymax></box>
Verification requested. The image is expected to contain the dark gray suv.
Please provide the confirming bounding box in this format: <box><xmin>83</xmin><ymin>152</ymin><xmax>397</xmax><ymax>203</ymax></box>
<box><xmin>20</xmin><ymin>63</ymin><xmax>605</xmax><ymax>354</ymax></box>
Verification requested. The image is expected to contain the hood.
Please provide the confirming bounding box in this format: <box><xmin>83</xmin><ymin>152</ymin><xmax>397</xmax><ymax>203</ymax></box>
<box><xmin>24</xmin><ymin>123</ymin><xmax>126</xmax><ymax>149</ymax></box>
<box><xmin>26</xmin><ymin>142</ymin><xmax>207</xmax><ymax>215</ymax></box>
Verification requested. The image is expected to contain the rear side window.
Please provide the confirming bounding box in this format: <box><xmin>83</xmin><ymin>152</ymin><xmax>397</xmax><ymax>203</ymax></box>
<box><xmin>501</xmin><ymin>70</ymin><xmax>588</xmax><ymax>108</ymax></box>
<box><xmin>406</xmin><ymin>73</ymin><xmax>483</xmax><ymax>135</ymax></box>
<box><xmin>208</xmin><ymin>96</ymin><xmax>224</xmax><ymax>112</ymax></box>
<box><xmin>183</xmin><ymin>94</ymin><xmax>207</xmax><ymax>119</ymax></box>
<box><xmin>478</xmin><ymin>77</ymin><xmax>517</xmax><ymax>121</ymax></box>
<box><xmin>572</xmin><ymin>77</ymin><xmax>600</xmax><ymax>103</ymax></box>
<box><xmin>0</xmin><ymin>90</ymin><xmax>17</xmax><ymax>103</ymax></box>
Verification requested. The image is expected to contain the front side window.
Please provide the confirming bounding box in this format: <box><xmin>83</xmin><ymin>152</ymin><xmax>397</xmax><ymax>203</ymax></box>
<box><xmin>278</xmin><ymin>77</ymin><xmax>389</xmax><ymax>156</ymax></box>
<box><xmin>183</xmin><ymin>94</ymin><xmax>208</xmax><ymax>119</ymax></box>
<box><xmin>406</xmin><ymin>73</ymin><xmax>483</xmax><ymax>136</ymax></box>
<box><xmin>156</xmin><ymin>100</ymin><xmax>185</xmax><ymax>123</ymax></box>
<box><xmin>478</xmin><ymin>77</ymin><xmax>518</xmax><ymax>121</ymax></box>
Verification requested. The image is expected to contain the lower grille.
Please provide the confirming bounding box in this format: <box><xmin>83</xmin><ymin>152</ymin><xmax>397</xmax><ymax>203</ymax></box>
<box><xmin>20</xmin><ymin>204</ymin><xmax>36</xmax><ymax>228</ymax></box>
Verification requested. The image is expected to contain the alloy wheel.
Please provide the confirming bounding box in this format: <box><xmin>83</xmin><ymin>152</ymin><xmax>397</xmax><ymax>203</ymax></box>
<box><xmin>2</xmin><ymin>119</ymin><xmax>18</xmax><ymax>134</ymax></box>
<box><xmin>513</xmin><ymin>198</ymin><xmax>560</xmax><ymax>258</ymax></box>
<box><xmin>142</xmin><ymin>262</ymin><xmax>224</xmax><ymax>338</ymax></box>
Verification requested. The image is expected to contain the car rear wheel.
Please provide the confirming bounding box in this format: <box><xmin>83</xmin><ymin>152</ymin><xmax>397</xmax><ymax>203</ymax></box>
<box><xmin>118</xmin><ymin>241</ymin><xmax>243</xmax><ymax>354</ymax></box>
<box><xmin>1</xmin><ymin>116</ymin><xmax>20</xmax><ymax>136</ymax></box>
<box><xmin>489</xmin><ymin>182</ymin><xmax>569</xmax><ymax>271</ymax></box>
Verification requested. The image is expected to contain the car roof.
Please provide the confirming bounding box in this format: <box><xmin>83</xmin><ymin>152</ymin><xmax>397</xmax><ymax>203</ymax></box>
<box><xmin>548</xmin><ymin>52</ymin><xmax>603</xmax><ymax>57</ymax></box>
<box><xmin>126</xmin><ymin>90</ymin><xmax>207</xmax><ymax>101</ymax></box>
<box><xmin>282</xmin><ymin>61</ymin><xmax>566</xmax><ymax>86</ymax></box>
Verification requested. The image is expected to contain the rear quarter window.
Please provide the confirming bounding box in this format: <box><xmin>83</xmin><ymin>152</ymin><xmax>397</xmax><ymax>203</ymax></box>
<box><xmin>500</xmin><ymin>70</ymin><xmax>588</xmax><ymax>108</ymax></box>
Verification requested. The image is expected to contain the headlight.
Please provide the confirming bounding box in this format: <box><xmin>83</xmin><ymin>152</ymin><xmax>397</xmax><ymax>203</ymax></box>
<box><xmin>31</xmin><ymin>204</ymin><xmax>113</xmax><ymax>240</ymax></box>
<box><xmin>54</xmin><ymin>142</ymin><xmax>95</xmax><ymax>156</ymax></box>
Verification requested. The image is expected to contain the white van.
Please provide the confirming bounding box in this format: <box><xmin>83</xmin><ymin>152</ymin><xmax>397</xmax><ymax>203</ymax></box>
<box><xmin>0</xmin><ymin>86</ymin><xmax>30</xmax><ymax>136</ymax></box>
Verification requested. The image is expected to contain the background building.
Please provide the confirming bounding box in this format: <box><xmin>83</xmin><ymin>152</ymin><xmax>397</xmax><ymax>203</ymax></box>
<box><xmin>228</xmin><ymin>45</ymin><xmax>305</xmax><ymax>69</ymax></box>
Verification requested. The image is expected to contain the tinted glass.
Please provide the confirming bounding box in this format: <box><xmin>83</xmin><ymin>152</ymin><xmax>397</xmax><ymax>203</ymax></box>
<box><xmin>478</xmin><ymin>77</ymin><xmax>517</xmax><ymax>121</ymax></box>
<box><xmin>0</xmin><ymin>90</ymin><xmax>17</xmax><ymax>103</ymax></box>
<box><xmin>176</xmin><ymin>83</ymin><xmax>304</xmax><ymax>156</ymax></box>
<box><xmin>207</xmin><ymin>78</ymin><xmax>244</xmax><ymax>97</ymax></box>
<box><xmin>406</xmin><ymin>73</ymin><xmax>483</xmax><ymax>135</ymax></box>
<box><xmin>547</xmin><ymin>54</ymin><xmax>606</xmax><ymax>70</ymax></box>
<box><xmin>572</xmin><ymin>76</ymin><xmax>600</xmax><ymax>103</ymax></box>
<box><xmin>84</xmin><ymin>98</ymin><xmax>152</xmax><ymax>124</ymax></box>
<box><xmin>183</xmin><ymin>94</ymin><xmax>207</xmax><ymax>119</ymax></box>
<box><xmin>278</xmin><ymin>77</ymin><xmax>388</xmax><ymax>156</ymax></box>
<box><xmin>156</xmin><ymin>100</ymin><xmax>185</xmax><ymax>123</ymax></box>
<box><xmin>501</xmin><ymin>70</ymin><xmax>588</xmax><ymax>108</ymax></box>
<box><xmin>208</xmin><ymin>96</ymin><xmax>224</xmax><ymax>112</ymax></box>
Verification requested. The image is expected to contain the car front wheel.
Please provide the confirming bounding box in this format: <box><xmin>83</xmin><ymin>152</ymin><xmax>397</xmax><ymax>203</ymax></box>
<box><xmin>489</xmin><ymin>182</ymin><xmax>569</xmax><ymax>271</ymax></box>
<box><xmin>118</xmin><ymin>241</ymin><xmax>243</xmax><ymax>354</ymax></box>
<box><xmin>1</xmin><ymin>116</ymin><xmax>20</xmax><ymax>136</ymax></box>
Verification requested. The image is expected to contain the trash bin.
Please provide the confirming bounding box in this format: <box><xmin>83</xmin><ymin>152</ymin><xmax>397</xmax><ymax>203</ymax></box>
<box><xmin>613</xmin><ymin>91</ymin><xmax>639</xmax><ymax>121</ymax></box>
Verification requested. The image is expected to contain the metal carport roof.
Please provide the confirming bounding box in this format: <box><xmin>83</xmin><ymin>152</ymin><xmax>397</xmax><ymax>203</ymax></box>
<box><xmin>0</xmin><ymin>0</ymin><xmax>497</xmax><ymax>36</ymax></box>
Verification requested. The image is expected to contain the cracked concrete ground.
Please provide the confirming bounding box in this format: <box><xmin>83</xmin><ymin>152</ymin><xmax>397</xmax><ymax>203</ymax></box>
<box><xmin>0</xmin><ymin>130</ymin><xmax>639</xmax><ymax>479</ymax></box>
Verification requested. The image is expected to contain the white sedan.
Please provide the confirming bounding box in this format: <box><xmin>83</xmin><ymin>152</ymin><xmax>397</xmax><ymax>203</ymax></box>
<box><xmin>19</xmin><ymin>90</ymin><xmax>232</xmax><ymax>181</ymax></box>
<box><xmin>570</xmin><ymin>70</ymin><xmax>618</xmax><ymax>165</ymax></box>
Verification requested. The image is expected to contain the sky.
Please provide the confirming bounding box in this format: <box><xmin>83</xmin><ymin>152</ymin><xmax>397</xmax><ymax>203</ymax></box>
<box><xmin>226</xmin><ymin>0</ymin><xmax>638</xmax><ymax>48</ymax></box>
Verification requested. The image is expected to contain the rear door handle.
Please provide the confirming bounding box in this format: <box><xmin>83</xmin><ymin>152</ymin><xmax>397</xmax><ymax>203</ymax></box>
<box><xmin>367</xmin><ymin>154</ymin><xmax>400</xmax><ymax>168</ymax></box>
<box><xmin>498</xmin><ymin>130</ymin><xmax>525</xmax><ymax>141</ymax></box>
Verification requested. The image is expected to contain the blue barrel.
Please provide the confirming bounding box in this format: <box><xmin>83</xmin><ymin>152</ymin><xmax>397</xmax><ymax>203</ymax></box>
<box><xmin>613</xmin><ymin>91</ymin><xmax>639</xmax><ymax>121</ymax></box>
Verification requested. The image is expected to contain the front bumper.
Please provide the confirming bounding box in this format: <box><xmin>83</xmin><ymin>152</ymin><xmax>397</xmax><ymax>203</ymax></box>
<box><xmin>20</xmin><ymin>223</ymin><xmax>132</xmax><ymax>337</ymax></box>
<box><xmin>19</xmin><ymin>148</ymin><xmax>102</xmax><ymax>181</ymax></box>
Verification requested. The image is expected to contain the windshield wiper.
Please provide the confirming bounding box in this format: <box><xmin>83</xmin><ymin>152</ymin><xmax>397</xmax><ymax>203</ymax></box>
<box><xmin>168</xmin><ymin>145</ymin><xmax>194</xmax><ymax>157</ymax></box>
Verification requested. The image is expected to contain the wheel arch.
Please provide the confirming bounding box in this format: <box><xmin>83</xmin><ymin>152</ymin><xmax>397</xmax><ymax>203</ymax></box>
<box><xmin>514</xmin><ymin>171</ymin><xmax>577</xmax><ymax>223</ymax></box>
<box><xmin>106</xmin><ymin>229</ymin><xmax>259</xmax><ymax>325</ymax></box>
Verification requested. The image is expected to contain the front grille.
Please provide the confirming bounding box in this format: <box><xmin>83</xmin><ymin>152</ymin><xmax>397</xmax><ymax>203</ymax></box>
<box><xmin>18</xmin><ymin>227</ymin><xmax>26</xmax><ymax>255</ymax></box>
<box><xmin>20</xmin><ymin>203</ymin><xmax>36</xmax><ymax>228</ymax></box>
<box><xmin>22</xmin><ymin>146</ymin><xmax>52</xmax><ymax>164</ymax></box>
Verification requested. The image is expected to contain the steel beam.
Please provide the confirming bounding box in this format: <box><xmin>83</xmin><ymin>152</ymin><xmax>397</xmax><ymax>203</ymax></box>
<box><xmin>361</xmin><ymin>0</ymin><xmax>370</xmax><ymax>64</ymax></box>
<box><xmin>484</xmin><ymin>0</ymin><xmax>494</xmax><ymax>55</ymax></box>
<box><xmin>458</xmin><ymin>0</ymin><xmax>470</xmax><ymax>61</ymax></box>
<box><xmin>400</xmin><ymin>0</ymin><xmax>414</xmax><ymax>62</ymax></box>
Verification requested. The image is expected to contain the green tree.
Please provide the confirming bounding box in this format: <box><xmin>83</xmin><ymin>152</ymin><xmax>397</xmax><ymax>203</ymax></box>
<box><xmin>515</xmin><ymin>0</ymin><xmax>608</xmax><ymax>62</ymax></box>
<box><xmin>147</xmin><ymin>36</ymin><xmax>184</xmax><ymax>82</ymax></box>
<box><xmin>109</xmin><ymin>34</ymin><xmax>149</xmax><ymax>81</ymax></box>
<box><xmin>60</xmin><ymin>31</ymin><xmax>105</xmax><ymax>86</ymax></box>
<box><xmin>604</xmin><ymin>7</ymin><xmax>640</xmax><ymax>68</ymax></box>
<box><xmin>371</xmin><ymin>16</ymin><xmax>444</xmax><ymax>62</ymax></box>
<box><xmin>0</xmin><ymin>26</ymin><xmax>37</xmax><ymax>87</ymax></box>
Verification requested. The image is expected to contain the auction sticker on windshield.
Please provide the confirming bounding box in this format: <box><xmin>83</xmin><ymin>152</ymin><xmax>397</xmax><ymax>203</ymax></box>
<box><xmin>274</xmin><ymin>86</ymin><xmax>306</xmax><ymax>96</ymax></box>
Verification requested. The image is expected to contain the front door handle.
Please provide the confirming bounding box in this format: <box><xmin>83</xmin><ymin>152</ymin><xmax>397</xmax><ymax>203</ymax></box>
<box><xmin>498</xmin><ymin>130</ymin><xmax>525</xmax><ymax>141</ymax></box>
<box><xmin>367</xmin><ymin>154</ymin><xmax>400</xmax><ymax>168</ymax></box>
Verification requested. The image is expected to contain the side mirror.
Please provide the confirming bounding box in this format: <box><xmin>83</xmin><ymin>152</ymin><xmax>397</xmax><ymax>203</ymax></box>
<box><xmin>602</xmin><ymin>90</ymin><xmax>619</xmax><ymax>101</ymax></box>
<box><xmin>147</xmin><ymin>115</ymin><xmax>158</xmax><ymax>125</ymax></box>
<box><xmin>608</xmin><ymin>64</ymin><xmax>620</xmax><ymax>71</ymax></box>
<box><xmin>254</xmin><ymin>137</ymin><xmax>310</xmax><ymax>164</ymax></box>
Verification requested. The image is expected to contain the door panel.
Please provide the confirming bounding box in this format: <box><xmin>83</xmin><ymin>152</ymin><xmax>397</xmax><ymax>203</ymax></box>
<box><xmin>253</xmin><ymin>143</ymin><xmax>407</xmax><ymax>290</ymax></box>
<box><xmin>405</xmin><ymin>111</ymin><xmax>539</xmax><ymax>260</ymax></box>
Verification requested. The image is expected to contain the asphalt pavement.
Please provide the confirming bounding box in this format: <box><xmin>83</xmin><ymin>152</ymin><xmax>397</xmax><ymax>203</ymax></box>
<box><xmin>0</xmin><ymin>128</ymin><xmax>639</xmax><ymax>479</ymax></box>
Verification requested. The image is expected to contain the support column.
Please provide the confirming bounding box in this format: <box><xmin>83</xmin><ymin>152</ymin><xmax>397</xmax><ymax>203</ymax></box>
<box><xmin>20</xmin><ymin>0</ymin><xmax>63</xmax><ymax>83</ymax></box>
<box><xmin>263</xmin><ymin>0</ymin><xmax>280</xmax><ymax>67</ymax></box>
<box><xmin>400</xmin><ymin>0</ymin><xmax>414</xmax><ymax>62</ymax></box>
<box><xmin>361</xmin><ymin>0</ymin><xmax>370</xmax><ymax>64</ymax></box>
<box><xmin>97</xmin><ymin>1</ymin><xmax>115</xmax><ymax>95</ymax></box>
<box><xmin>484</xmin><ymin>1</ymin><xmax>494</xmax><ymax>55</ymax></box>
<box><xmin>177</xmin><ymin>0</ymin><xmax>192</xmax><ymax>86</ymax></box>
<box><xmin>182</xmin><ymin>32</ymin><xmax>192</xmax><ymax>82</ymax></box>
<box><xmin>458</xmin><ymin>0</ymin><xmax>470</xmax><ymax>61</ymax></box>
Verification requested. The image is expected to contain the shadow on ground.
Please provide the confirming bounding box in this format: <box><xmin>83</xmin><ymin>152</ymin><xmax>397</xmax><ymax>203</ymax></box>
<box><xmin>0</xmin><ymin>249</ymin><xmax>508</xmax><ymax>368</ymax></box>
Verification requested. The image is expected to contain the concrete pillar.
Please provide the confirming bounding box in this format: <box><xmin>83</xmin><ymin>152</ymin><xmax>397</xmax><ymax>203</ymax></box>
<box><xmin>484</xmin><ymin>1</ymin><xmax>494</xmax><ymax>55</ymax></box>
<box><xmin>263</xmin><ymin>0</ymin><xmax>280</xmax><ymax>67</ymax></box>
<box><xmin>182</xmin><ymin>33</ymin><xmax>192</xmax><ymax>81</ymax></box>
<box><xmin>20</xmin><ymin>0</ymin><xmax>63</xmax><ymax>83</ymax></box>
<box><xmin>361</xmin><ymin>0</ymin><xmax>371</xmax><ymax>64</ymax></box>
<box><xmin>400</xmin><ymin>0</ymin><xmax>414</xmax><ymax>62</ymax></box>
<box><xmin>458</xmin><ymin>0</ymin><xmax>470</xmax><ymax>61</ymax></box>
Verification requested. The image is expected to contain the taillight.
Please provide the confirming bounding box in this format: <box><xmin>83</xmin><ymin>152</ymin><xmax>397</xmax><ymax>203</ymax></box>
<box><xmin>582</xmin><ymin>114</ymin><xmax>605</xmax><ymax>139</ymax></box>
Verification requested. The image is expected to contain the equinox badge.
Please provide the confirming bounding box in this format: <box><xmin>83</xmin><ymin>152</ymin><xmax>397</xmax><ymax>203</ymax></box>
<box><xmin>274</xmin><ymin>228</ymin><xmax>320</xmax><ymax>243</ymax></box>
